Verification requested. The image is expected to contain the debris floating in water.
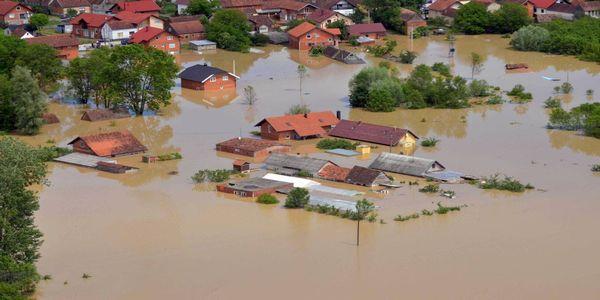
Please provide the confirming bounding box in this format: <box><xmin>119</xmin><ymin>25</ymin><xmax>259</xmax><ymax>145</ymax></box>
<box><xmin>542</xmin><ymin>76</ymin><xmax>560</xmax><ymax>81</ymax></box>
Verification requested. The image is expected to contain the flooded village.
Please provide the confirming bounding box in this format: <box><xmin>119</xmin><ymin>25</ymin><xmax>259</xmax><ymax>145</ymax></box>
<box><xmin>1</xmin><ymin>0</ymin><xmax>600</xmax><ymax>298</ymax></box>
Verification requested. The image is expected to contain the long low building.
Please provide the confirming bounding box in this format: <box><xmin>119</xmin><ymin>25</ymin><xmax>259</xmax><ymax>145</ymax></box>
<box><xmin>329</xmin><ymin>120</ymin><xmax>418</xmax><ymax>147</ymax></box>
<box><xmin>369</xmin><ymin>152</ymin><xmax>445</xmax><ymax>177</ymax></box>
<box><xmin>217</xmin><ymin>178</ymin><xmax>293</xmax><ymax>197</ymax></box>
<box><xmin>264</xmin><ymin>153</ymin><xmax>337</xmax><ymax>177</ymax></box>
<box><xmin>216</xmin><ymin>137</ymin><xmax>291</xmax><ymax>158</ymax></box>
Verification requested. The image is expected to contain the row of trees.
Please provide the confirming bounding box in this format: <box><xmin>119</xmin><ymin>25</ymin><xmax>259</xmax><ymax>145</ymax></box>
<box><xmin>453</xmin><ymin>2</ymin><xmax>532</xmax><ymax>34</ymax></box>
<box><xmin>0</xmin><ymin>35</ymin><xmax>61</xmax><ymax>135</ymax></box>
<box><xmin>548</xmin><ymin>103</ymin><xmax>600</xmax><ymax>138</ymax></box>
<box><xmin>510</xmin><ymin>17</ymin><xmax>600</xmax><ymax>63</ymax></box>
<box><xmin>66</xmin><ymin>45</ymin><xmax>178</xmax><ymax>115</ymax></box>
<box><xmin>363</xmin><ymin>0</ymin><xmax>425</xmax><ymax>32</ymax></box>
<box><xmin>0</xmin><ymin>137</ymin><xmax>48</xmax><ymax>299</ymax></box>
<box><xmin>349</xmin><ymin>63</ymin><xmax>492</xmax><ymax>111</ymax></box>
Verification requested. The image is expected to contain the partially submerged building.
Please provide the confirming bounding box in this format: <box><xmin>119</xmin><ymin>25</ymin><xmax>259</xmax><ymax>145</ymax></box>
<box><xmin>178</xmin><ymin>64</ymin><xmax>238</xmax><ymax>91</ymax></box>
<box><xmin>287</xmin><ymin>21</ymin><xmax>340</xmax><ymax>50</ymax></box>
<box><xmin>328</xmin><ymin>120</ymin><xmax>418</xmax><ymax>147</ymax></box>
<box><xmin>255</xmin><ymin>111</ymin><xmax>340</xmax><ymax>140</ymax></box>
<box><xmin>68</xmin><ymin>130</ymin><xmax>147</xmax><ymax>157</ymax></box>
<box><xmin>216</xmin><ymin>137</ymin><xmax>291</xmax><ymax>158</ymax></box>
<box><xmin>347</xmin><ymin>23</ymin><xmax>386</xmax><ymax>39</ymax></box>
<box><xmin>264</xmin><ymin>153</ymin><xmax>337</xmax><ymax>177</ymax></box>
<box><xmin>81</xmin><ymin>108</ymin><xmax>130</xmax><ymax>122</ymax></box>
<box><xmin>369</xmin><ymin>152</ymin><xmax>445</xmax><ymax>177</ymax></box>
<box><xmin>323</xmin><ymin>46</ymin><xmax>365</xmax><ymax>64</ymax></box>
<box><xmin>345</xmin><ymin>166</ymin><xmax>390</xmax><ymax>187</ymax></box>
<box><xmin>217</xmin><ymin>178</ymin><xmax>293</xmax><ymax>197</ymax></box>
<box><xmin>369</xmin><ymin>152</ymin><xmax>468</xmax><ymax>182</ymax></box>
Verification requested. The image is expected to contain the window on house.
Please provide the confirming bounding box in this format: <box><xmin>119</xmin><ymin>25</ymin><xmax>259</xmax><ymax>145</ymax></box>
<box><xmin>9</xmin><ymin>14</ymin><xmax>14</xmax><ymax>18</ymax></box>
<box><xmin>117</xmin><ymin>32</ymin><xmax>123</xmax><ymax>38</ymax></box>
<box><xmin>169</xmin><ymin>43</ymin><xmax>175</xmax><ymax>48</ymax></box>
<box><xmin>16</xmin><ymin>6</ymin><xmax>20</xmax><ymax>10</ymax></box>
<box><xmin>210</xmin><ymin>76</ymin><xmax>216</xmax><ymax>82</ymax></box>
<box><xmin>306</xmin><ymin>33</ymin><xmax>311</xmax><ymax>39</ymax></box>
<box><xmin>167</xmin><ymin>35</ymin><xmax>173</xmax><ymax>40</ymax></box>
<box><xmin>222</xmin><ymin>75</ymin><xmax>228</xmax><ymax>81</ymax></box>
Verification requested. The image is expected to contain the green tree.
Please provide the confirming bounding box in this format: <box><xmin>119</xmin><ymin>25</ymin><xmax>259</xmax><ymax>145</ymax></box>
<box><xmin>287</xmin><ymin>104</ymin><xmax>310</xmax><ymax>115</ymax></box>
<box><xmin>284</xmin><ymin>188</ymin><xmax>310</xmax><ymax>208</ymax></box>
<box><xmin>205</xmin><ymin>9</ymin><xmax>251</xmax><ymax>52</ymax></box>
<box><xmin>326</xmin><ymin>20</ymin><xmax>349</xmax><ymax>39</ymax></box>
<box><xmin>15</xmin><ymin>44</ymin><xmax>62</xmax><ymax>91</ymax></box>
<box><xmin>491</xmin><ymin>3</ymin><xmax>531</xmax><ymax>33</ymax></box>
<box><xmin>110</xmin><ymin>45</ymin><xmax>178</xmax><ymax>115</ymax></box>
<box><xmin>0</xmin><ymin>137</ymin><xmax>47</xmax><ymax>298</ymax></box>
<box><xmin>367</xmin><ymin>86</ymin><xmax>396</xmax><ymax>112</ymax></box>
<box><xmin>88</xmin><ymin>47</ymin><xmax>119</xmax><ymax>108</ymax></box>
<box><xmin>470</xmin><ymin>52</ymin><xmax>483</xmax><ymax>78</ymax></box>
<box><xmin>10</xmin><ymin>66</ymin><xmax>47</xmax><ymax>135</ymax></box>
<box><xmin>349</xmin><ymin>9</ymin><xmax>365</xmax><ymax>24</ymax></box>
<box><xmin>453</xmin><ymin>2</ymin><xmax>491</xmax><ymax>34</ymax></box>
<box><xmin>66</xmin><ymin>57</ymin><xmax>93</xmax><ymax>103</ymax></box>
<box><xmin>185</xmin><ymin>0</ymin><xmax>219</xmax><ymax>17</ymax></box>
<box><xmin>66</xmin><ymin>8</ymin><xmax>78</xmax><ymax>18</ymax></box>
<box><xmin>355</xmin><ymin>199</ymin><xmax>375</xmax><ymax>246</ymax></box>
<box><xmin>0</xmin><ymin>34</ymin><xmax>26</xmax><ymax>76</ymax></box>
<box><xmin>28</xmin><ymin>14</ymin><xmax>49</xmax><ymax>30</ymax></box>
<box><xmin>510</xmin><ymin>25</ymin><xmax>550</xmax><ymax>51</ymax></box>
<box><xmin>348</xmin><ymin>67</ymin><xmax>389</xmax><ymax>107</ymax></box>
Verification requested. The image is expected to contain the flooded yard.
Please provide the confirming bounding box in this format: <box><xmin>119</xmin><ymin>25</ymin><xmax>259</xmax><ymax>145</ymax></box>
<box><xmin>25</xmin><ymin>35</ymin><xmax>600</xmax><ymax>299</ymax></box>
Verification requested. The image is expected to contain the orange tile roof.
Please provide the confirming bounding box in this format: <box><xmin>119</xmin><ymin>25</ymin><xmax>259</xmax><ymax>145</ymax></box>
<box><xmin>114</xmin><ymin>11</ymin><xmax>154</xmax><ymax>24</ymax></box>
<box><xmin>287</xmin><ymin>21</ymin><xmax>315</xmax><ymax>38</ymax></box>
<box><xmin>69</xmin><ymin>13</ymin><xmax>111</xmax><ymax>27</ymax></box>
<box><xmin>130</xmin><ymin>26</ymin><xmax>165</xmax><ymax>43</ymax></box>
<box><xmin>318</xmin><ymin>164</ymin><xmax>351</xmax><ymax>182</ymax></box>
<box><xmin>68</xmin><ymin>130</ymin><xmax>147</xmax><ymax>157</ymax></box>
<box><xmin>113</xmin><ymin>0</ymin><xmax>160</xmax><ymax>13</ymax></box>
<box><xmin>255</xmin><ymin>111</ymin><xmax>339</xmax><ymax>137</ymax></box>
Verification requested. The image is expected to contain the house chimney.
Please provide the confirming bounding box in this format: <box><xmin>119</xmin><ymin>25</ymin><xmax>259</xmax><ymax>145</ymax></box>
<box><xmin>336</xmin><ymin>110</ymin><xmax>341</xmax><ymax>120</ymax></box>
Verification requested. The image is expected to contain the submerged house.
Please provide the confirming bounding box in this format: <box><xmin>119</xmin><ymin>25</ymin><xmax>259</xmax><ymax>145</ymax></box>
<box><xmin>216</xmin><ymin>137</ymin><xmax>291</xmax><ymax>158</ymax></box>
<box><xmin>264</xmin><ymin>153</ymin><xmax>337</xmax><ymax>177</ymax></box>
<box><xmin>217</xmin><ymin>178</ymin><xmax>293</xmax><ymax>197</ymax></box>
<box><xmin>255</xmin><ymin>111</ymin><xmax>340</xmax><ymax>140</ymax></box>
<box><xmin>178</xmin><ymin>64</ymin><xmax>238</xmax><ymax>91</ymax></box>
<box><xmin>287</xmin><ymin>21</ymin><xmax>340</xmax><ymax>50</ymax></box>
<box><xmin>369</xmin><ymin>152</ymin><xmax>445</xmax><ymax>177</ymax></box>
<box><xmin>68</xmin><ymin>130</ymin><xmax>147</xmax><ymax>157</ymax></box>
<box><xmin>347</xmin><ymin>23</ymin><xmax>386</xmax><ymax>39</ymax></box>
<box><xmin>328</xmin><ymin>120</ymin><xmax>418</xmax><ymax>147</ymax></box>
<box><xmin>345</xmin><ymin>166</ymin><xmax>390</xmax><ymax>187</ymax></box>
<box><xmin>323</xmin><ymin>46</ymin><xmax>365</xmax><ymax>64</ymax></box>
<box><xmin>81</xmin><ymin>108</ymin><xmax>130</xmax><ymax>122</ymax></box>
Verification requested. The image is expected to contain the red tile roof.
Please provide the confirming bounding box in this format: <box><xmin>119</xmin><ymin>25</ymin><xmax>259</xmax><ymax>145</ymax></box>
<box><xmin>68</xmin><ymin>130</ymin><xmax>147</xmax><ymax>157</ymax></box>
<box><xmin>580</xmin><ymin>1</ymin><xmax>600</xmax><ymax>11</ymax></box>
<box><xmin>220</xmin><ymin>0</ymin><xmax>263</xmax><ymax>8</ymax></box>
<box><xmin>529</xmin><ymin>0</ymin><xmax>555</xmax><ymax>8</ymax></box>
<box><xmin>329</xmin><ymin>120</ymin><xmax>418</xmax><ymax>146</ymax></box>
<box><xmin>347</xmin><ymin>23</ymin><xmax>386</xmax><ymax>36</ymax></box>
<box><xmin>130</xmin><ymin>26</ymin><xmax>164</xmax><ymax>43</ymax></box>
<box><xmin>70</xmin><ymin>13</ymin><xmax>111</xmax><ymax>27</ymax></box>
<box><xmin>26</xmin><ymin>34</ymin><xmax>80</xmax><ymax>48</ymax></box>
<box><xmin>167</xmin><ymin>20</ymin><xmax>203</xmax><ymax>35</ymax></box>
<box><xmin>217</xmin><ymin>137</ymin><xmax>288</xmax><ymax>152</ymax></box>
<box><xmin>105</xmin><ymin>19</ymin><xmax>136</xmax><ymax>30</ymax></box>
<box><xmin>0</xmin><ymin>1</ymin><xmax>29</xmax><ymax>15</ymax></box>
<box><xmin>54</xmin><ymin>0</ymin><xmax>91</xmax><ymax>8</ymax></box>
<box><xmin>317</xmin><ymin>164</ymin><xmax>351</xmax><ymax>182</ymax></box>
<box><xmin>287</xmin><ymin>21</ymin><xmax>316</xmax><ymax>38</ymax></box>
<box><xmin>112</xmin><ymin>0</ymin><xmax>160</xmax><ymax>13</ymax></box>
<box><xmin>306</xmin><ymin>8</ymin><xmax>335</xmax><ymax>23</ymax></box>
<box><xmin>262</xmin><ymin>0</ymin><xmax>315</xmax><ymax>11</ymax></box>
<box><xmin>114</xmin><ymin>11</ymin><xmax>154</xmax><ymax>24</ymax></box>
<box><xmin>324</xmin><ymin>27</ymin><xmax>341</xmax><ymax>35</ymax></box>
<box><xmin>255</xmin><ymin>111</ymin><xmax>339</xmax><ymax>137</ymax></box>
<box><xmin>428</xmin><ymin>0</ymin><xmax>459</xmax><ymax>11</ymax></box>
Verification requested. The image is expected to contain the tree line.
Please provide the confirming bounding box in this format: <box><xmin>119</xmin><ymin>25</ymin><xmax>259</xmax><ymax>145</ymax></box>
<box><xmin>66</xmin><ymin>45</ymin><xmax>178</xmax><ymax>115</ymax></box>
<box><xmin>0</xmin><ymin>35</ymin><xmax>61</xmax><ymax>135</ymax></box>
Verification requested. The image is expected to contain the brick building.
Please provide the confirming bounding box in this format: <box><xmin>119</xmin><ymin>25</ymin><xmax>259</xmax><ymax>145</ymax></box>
<box><xmin>165</xmin><ymin>19</ymin><xmax>204</xmax><ymax>43</ymax></box>
<box><xmin>68</xmin><ymin>130</ymin><xmax>147</xmax><ymax>157</ymax></box>
<box><xmin>130</xmin><ymin>26</ymin><xmax>180</xmax><ymax>54</ymax></box>
<box><xmin>26</xmin><ymin>34</ymin><xmax>80</xmax><ymax>60</ymax></box>
<box><xmin>0</xmin><ymin>1</ymin><xmax>33</xmax><ymax>25</ymax></box>
<box><xmin>50</xmin><ymin>0</ymin><xmax>92</xmax><ymax>16</ymax></box>
<box><xmin>255</xmin><ymin>111</ymin><xmax>340</xmax><ymax>140</ymax></box>
<box><xmin>178</xmin><ymin>64</ymin><xmax>238</xmax><ymax>91</ymax></box>
<box><xmin>347</xmin><ymin>23</ymin><xmax>387</xmax><ymax>39</ymax></box>
<box><xmin>70</xmin><ymin>13</ymin><xmax>110</xmax><ymax>39</ymax></box>
<box><xmin>287</xmin><ymin>21</ymin><xmax>340</xmax><ymax>50</ymax></box>
<box><xmin>216</xmin><ymin>137</ymin><xmax>291</xmax><ymax>158</ymax></box>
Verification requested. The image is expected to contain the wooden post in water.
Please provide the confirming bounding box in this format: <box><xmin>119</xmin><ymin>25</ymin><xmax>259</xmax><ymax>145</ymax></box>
<box><xmin>356</xmin><ymin>219</ymin><xmax>360</xmax><ymax>246</ymax></box>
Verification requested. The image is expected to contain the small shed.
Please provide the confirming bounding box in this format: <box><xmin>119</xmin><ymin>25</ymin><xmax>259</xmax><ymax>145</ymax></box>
<box><xmin>189</xmin><ymin>40</ymin><xmax>216</xmax><ymax>51</ymax></box>
<box><xmin>356</xmin><ymin>145</ymin><xmax>370</xmax><ymax>155</ymax></box>
<box><xmin>96</xmin><ymin>161</ymin><xmax>138</xmax><ymax>174</ymax></box>
<box><xmin>81</xmin><ymin>109</ymin><xmax>130</xmax><ymax>122</ymax></box>
<box><xmin>233</xmin><ymin>159</ymin><xmax>250</xmax><ymax>172</ymax></box>
<box><xmin>142</xmin><ymin>155</ymin><xmax>159</xmax><ymax>163</ymax></box>
<box><xmin>42</xmin><ymin>113</ymin><xmax>60</xmax><ymax>124</ymax></box>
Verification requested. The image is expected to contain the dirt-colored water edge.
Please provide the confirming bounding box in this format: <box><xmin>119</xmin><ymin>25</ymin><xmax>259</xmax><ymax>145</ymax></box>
<box><xmin>21</xmin><ymin>35</ymin><xmax>600</xmax><ymax>299</ymax></box>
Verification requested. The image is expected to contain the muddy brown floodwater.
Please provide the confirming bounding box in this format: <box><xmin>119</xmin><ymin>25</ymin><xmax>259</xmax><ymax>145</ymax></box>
<box><xmin>17</xmin><ymin>35</ymin><xmax>600</xmax><ymax>299</ymax></box>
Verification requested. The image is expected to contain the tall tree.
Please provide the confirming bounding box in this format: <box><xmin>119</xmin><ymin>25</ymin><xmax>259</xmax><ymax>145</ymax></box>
<box><xmin>28</xmin><ymin>14</ymin><xmax>49</xmax><ymax>30</ymax></box>
<box><xmin>491</xmin><ymin>3</ymin><xmax>531</xmax><ymax>33</ymax></box>
<box><xmin>453</xmin><ymin>2</ymin><xmax>491</xmax><ymax>34</ymax></box>
<box><xmin>355</xmin><ymin>199</ymin><xmax>375</xmax><ymax>246</ymax></box>
<box><xmin>16</xmin><ymin>44</ymin><xmax>62</xmax><ymax>91</ymax></box>
<box><xmin>0</xmin><ymin>34</ymin><xmax>26</xmax><ymax>76</ymax></box>
<box><xmin>470</xmin><ymin>52</ymin><xmax>484</xmax><ymax>78</ymax></box>
<box><xmin>205</xmin><ymin>9</ymin><xmax>252</xmax><ymax>52</ymax></box>
<box><xmin>110</xmin><ymin>45</ymin><xmax>178</xmax><ymax>115</ymax></box>
<box><xmin>10</xmin><ymin>66</ymin><xmax>47</xmax><ymax>135</ymax></box>
<box><xmin>185</xmin><ymin>0</ymin><xmax>219</xmax><ymax>17</ymax></box>
<box><xmin>66</xmin><ymin>57</ymin><xmax>94</xmax><ymax>103</ymax></box>
<box><xmin>0</xmin><ymin>137</ymin><xmax>47</xmax><ymax>299</ymax></box>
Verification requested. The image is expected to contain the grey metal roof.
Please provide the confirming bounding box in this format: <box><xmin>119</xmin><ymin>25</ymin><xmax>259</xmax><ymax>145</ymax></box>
<box><xmin>264</xmin><ymin>153</ymin><xmax>332</xmax><ymax>175</ymax></box>
<box><xmin>226</xmin><ymin>178</ymin><xmax>290</xmax><ymax>192</ymax></box>
<box><xmin>53</xmin><ymin>153</ymin><xmax>116</xmax><ymax>168</ymax></box>
<box><xmin>368</xmin><ymin>152</ymin><xmax>445</xmax><ymax>177</ymax></box>
<box><xmin>190</xmin><ymin>39</ymin><xmax>216</xmax><ymax>46</ymax></box>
